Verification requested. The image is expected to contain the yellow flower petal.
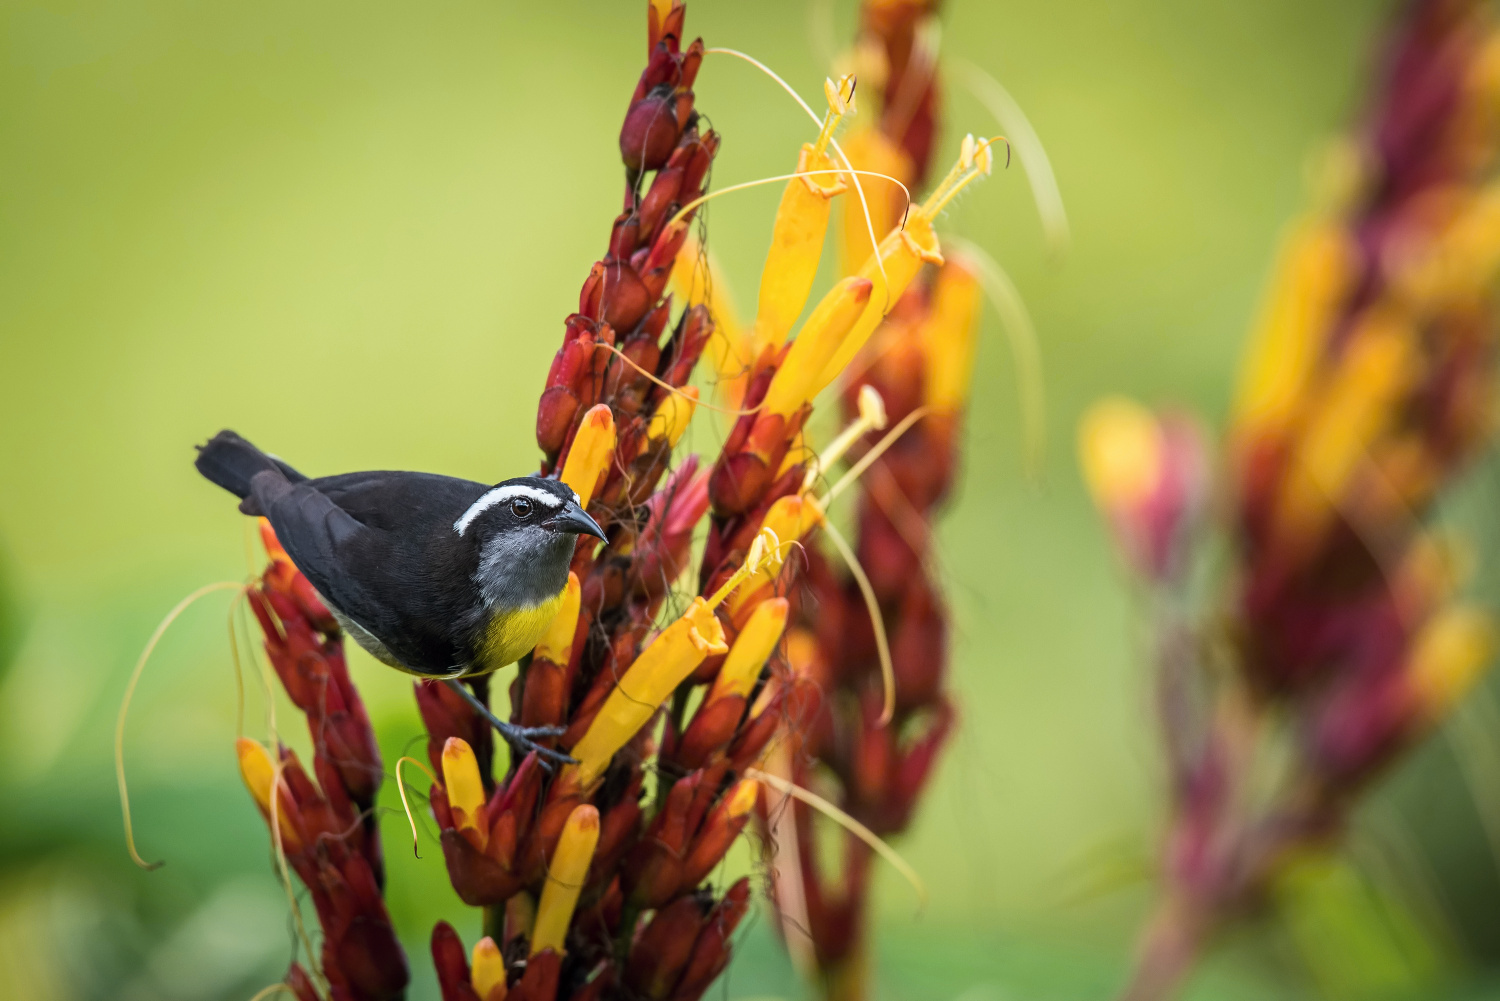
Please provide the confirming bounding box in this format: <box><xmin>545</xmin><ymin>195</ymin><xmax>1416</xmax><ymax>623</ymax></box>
<box><xmin>709</xmin><ymin>598</ymin><xmax>789</xmax><ymax>704</ymax></box>
<box><xmin>560</xmin><ymin>404</ymin><xmax>617</xmax><ymax>509</ymax></box>
<box><xmin>530</xmin><ymin>805</ymin><xmax>601</xmax><ymax>957</ymax></box>
<box><xmin>441</xmin><ymin>737</ymin><xmax>487</xmax><ymax>850</ymax></box>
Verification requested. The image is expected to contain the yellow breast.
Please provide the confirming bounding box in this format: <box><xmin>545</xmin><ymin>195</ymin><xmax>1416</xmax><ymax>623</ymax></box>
<box><xmin>475</xmin><ymin>590</ymin><xmax>567</xmax><ymax>675</ymax></box>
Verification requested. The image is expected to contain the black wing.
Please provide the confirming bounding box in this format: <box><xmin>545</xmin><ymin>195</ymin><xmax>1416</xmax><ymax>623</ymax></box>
<box><xmin>253</xmin><ymin>469</ymin><xmax>486</xmax><ymax>675</ymax></box>
<box><xmin>306</xmin><ymin>471</ymin><xmax>488</xmax><ymax>533</ymax></box>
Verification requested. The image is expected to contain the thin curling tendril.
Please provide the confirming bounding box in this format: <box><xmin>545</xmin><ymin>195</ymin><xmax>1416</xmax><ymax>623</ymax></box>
<box><xmin>746</xmin><ymin>766</ymin><xmax>928</xmax><ymax>909</ymax></box>
<box><xmin>226</xmin><ymin>589</ymin><xmax>250</xmax><ymax>738</ymax></box>
<box><xmin>267</xmin><ymin>753</ymin><xmax>326</xmax><ymax>996</ymax></box>
<box><xmin>245</xmin><ymin>984</ymin><xmax>298</xmax><ymax>1001</ymax></box>
<box><xmin>594</xmin><ymin>343</ymin><xmax>761</xmax><ymax>416</ymax></box>
<box><xmin>943</xmin><ymin>235</ymin><xmax>1047</xmax><ymax>481</ymax></box>
<box><xmin>953</xmin><ymin>57</ymin><xmax>1070</xmax><ymax>256</ymax></box>
<box><xmin>705</xmin><ymin>47</ymin><xmax>894</xmax><ymax>311</ymax></box>
<box><xmin>818</xmin><ymin>514</ymin><xmax>897</xmax><ymax>727</ymax></box>
<box><xmin>396</xmin><ymin>755</ymin><xmax>439</xmax><ymax>859</ymax></box>
<box><xmin>116</xmin><ymin>580</ymin><xmax>246</xmax><ymax>871</ymax></box>
<box><xmin>667</xmin><ymin>168</ymin><xmax>914</xmax><ymax>232</ymax></box>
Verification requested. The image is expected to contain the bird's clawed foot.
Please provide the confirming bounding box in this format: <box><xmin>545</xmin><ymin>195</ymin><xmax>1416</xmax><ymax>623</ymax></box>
<box><xmin>442</xmin><ymin>678</ymin><xmax>577</xmax><ymax>768</ymax></box>
<box><xmin>495</xmin><ymin>722</ymin><xmax>574</xmax><ymax>768</ymax></box>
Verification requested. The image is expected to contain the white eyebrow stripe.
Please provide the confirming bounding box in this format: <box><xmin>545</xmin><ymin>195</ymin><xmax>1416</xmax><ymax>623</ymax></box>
<box><xmin>453</xmin><ymin>484</ymin><xmax>564</xmax><ymax>536</ymax></box>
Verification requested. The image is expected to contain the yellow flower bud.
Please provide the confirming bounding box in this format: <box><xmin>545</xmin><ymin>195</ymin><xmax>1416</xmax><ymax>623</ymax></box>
<box><xmin>533</xmin><ymin>572</ymin><xmax>581</xmax><ymax>665</ymax></box>
<box><xmin>1396</xmin><ymin>184</ymin><xmax>1500</xmax><ymax>311</ymax></box>
<box><xmin>647</xmin><ymin>387</ymin><xmax>697</xmax><ymax>448</ymax></box>
<box><xmin>1078</xmin><ymin>397</ymin><xmax>1163</xmax><ymax>515</ymax></box>
<box><xmin>441</xmin><ymin>737</ymin><xmax>487</xmax><ymax>849</ymax></box>
<box><xmin>709</xmin><ymin>598</ymin><xmax>789</xmax><ymax>704</ymax></box>
<box><xmin>471</xmin><ymin>936</ymin><xmax>508</xmax><ymax>1001</ymax></box>
<box><xmin>531</xmin><ymin>804</ymin><xmax>601</xmax><ymax>957</ymax></box>
<box><xmin>1273</xmin><ymin>310</ymin><xmax>1415</xmax><ymax>547</ymax></box>
<box><xmin>1408</xmin><ymin>606</ymin><xmax>1495</xmax><ymax>721</ymax></box>
<box><xmin>817</xmin><ymin>213</ymin><xmax>943</xmax><ymax>395</ymax></box>
<box><xmin>754</xmin><ymin>145</ymin><xmax>847</xmax><ymax>353</ymax></box>
<box><xmin>762</xmin><ymin>276</ymin><xmax>875</xmax><ymax>418</ymax></box>
<box><xmin>922</xmin><ymin>259</ymin><xmax>983</xmax><ymax>413</ymax></box>
<box><xmin>569</xmin><ymin>598</ymin><xmax>728</xmax><ymax>785</ymax></box>
<box><xmin>784</xmin><ymin>626</ymin><xmax>820</xmax><ymax>676</ymax></box>
<box><xmin>1232</xmin><ymin>218</ymin><xmax>1354</xmax><ymax>445</ymax></box>
<box><xmin>236</xmin><ymin>738</ymin><xmax>301</xmax><ymax>852</ymax></box>
<box><xmin>560</xmin><ymin>404</ymin><xmax>617</xmax><ymax>509</ymax></box>
<box><xmin>725</xmin><ymin>776</ymin><xmax>760</xmax><ymax>818</ymax></box>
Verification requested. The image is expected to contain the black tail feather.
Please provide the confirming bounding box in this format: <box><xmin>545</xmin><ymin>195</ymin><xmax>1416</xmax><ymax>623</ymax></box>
<box><xmin>195</xmin><ymin>430</ymin><xmax>304</xmax><ymax>512</ymax></box>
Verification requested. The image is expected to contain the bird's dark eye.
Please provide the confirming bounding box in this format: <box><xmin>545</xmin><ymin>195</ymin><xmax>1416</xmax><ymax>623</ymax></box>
<box><xmin>510</xmin><ymin>498</ymin><xmax>534</xmax><ymax>519</ymax></box>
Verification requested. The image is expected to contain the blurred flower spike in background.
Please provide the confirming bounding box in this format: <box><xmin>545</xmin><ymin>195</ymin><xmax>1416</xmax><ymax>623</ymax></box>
<box><xmin>1081</xmin><ymin>1</ymin><xmax>1500</xmax><ymax>998</ymax></box>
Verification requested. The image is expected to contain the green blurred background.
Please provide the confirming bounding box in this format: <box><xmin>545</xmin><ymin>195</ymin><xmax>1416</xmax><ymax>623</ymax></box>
<box><xmin>9</xmin><ymin>0</ymin><xmax>1500</xmax><ymax>998</ymax></box>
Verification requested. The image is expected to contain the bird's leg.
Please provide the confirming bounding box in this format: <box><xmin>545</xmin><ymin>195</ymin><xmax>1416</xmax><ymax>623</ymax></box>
<box><xmin>443</xmin><ymin>678</ymin><xmax>576</xmax><ymax>767</ymax></box>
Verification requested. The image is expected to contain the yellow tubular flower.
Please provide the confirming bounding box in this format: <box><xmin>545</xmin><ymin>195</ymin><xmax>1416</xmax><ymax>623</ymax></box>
<box><xmin>647</xmin><ymin>387</ymin><xmax>698</xmax><ymax>448</ymax></box>
<box><xmin>236</xmin><ymin>738</ymin><xmax>302</xmax><ymax>852</ymax></box>
<box><xmin>533</xmin><ymin>572</ymin><xmax>581</xmax><ymax>664</ymax></box>
<box><xmin>1232</xmin><ymin>218</ymin><xmax>1354</xmax><ymax>444</ymax></box>
<box><xmin>530</xmin><ymin>804</ymin><xmax>601</xmax><ymax>957</ymax></box>
<box><xmin>1397</xmin><ymin>183</ymin><xmax>1500</xmax><ymax>311</ymax></box>
<box><xmin>1078</xmin><ymin>397</ymin><xmax>1163</xmax><ymax>516</ymax></box>
<box><xmin>709</xmin><ymin>597</ymin><xmax>789</xmax><ymax>703</ymax></box>
<box><xmin>1273</xmin><ymin>310</ymin><xmax>1415</xmax><ymax>547</ymax></box>
<box><xmin>569</xmin><ymin>598</ymin><xmax>729</xmax><ymax>785</ymax></box>
<box><xmin>753</xmin><ymin>75</ymin><xmax>855</xmax><ymax>353</ymax></box>
<box><xmin>724</xmin><ymin>777</ymin><xmax>760</xmax><ymax>818</ymax></box>
<box><xmin>817</xmin><ymin>215</ymin><xmax>941</xmax><ymax>395</ymax></box>
<box><xmin>838</xmin><ymin>127</ymin><xmax>914</xmax><ymax>275</ymax></box>
<box><xmin>560</xmin><ymin>404</ymin><xmax>617</xmax><ymax>508</ymax></box>
<box><xmin>761</xmin><ymin>276</ymin><xmax>875</xmax><ymax>418</ymax></box>
<box><xmin>441</xmin><ymin>737</ymin><xmax>488</xmax><ymax>849</ymax></box>
<box><xmin>819</xmin><ymin>135</ymin><xmax>1002</xmax><ymax>393</ymax></box>
<box><xmin>471</xmin><ymin>937</ymin><xmax>508</xmax><ymax>1001</ymax></box>
<box><xmin>922</xmin><ymin>258</ymin><xmax>983</xmax><ymax>413</ymax></box>
<box><xmin>1408</xmin><ymin>605</ymin><xmax>1496</xmax><ymax>722</ymax></box>
<box><xmin>754</xmin><ymin>144</ymin><xmax>845</xmax><ymax>354</ymax></box>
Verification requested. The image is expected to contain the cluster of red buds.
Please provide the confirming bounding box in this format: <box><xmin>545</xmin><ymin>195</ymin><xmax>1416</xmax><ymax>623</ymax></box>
<box><xmin>239</xmin><ymin>522</ymin><xmax>408</xmax><ymax>1001</ymax></box>
<box><xmin>1081</xmin><ymin>2</ymin><xmax>1500</xmax><ymax>997</ymax></box>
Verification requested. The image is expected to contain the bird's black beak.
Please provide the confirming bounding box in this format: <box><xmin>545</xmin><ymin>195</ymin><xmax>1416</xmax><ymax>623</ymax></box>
<box><xmin>545</xmin><ymin>499</ymin><xmax>607</xmax><ymax>541</ymax></box>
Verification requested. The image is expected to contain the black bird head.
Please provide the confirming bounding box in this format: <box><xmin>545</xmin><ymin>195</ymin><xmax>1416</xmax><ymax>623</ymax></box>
<box><xmin>454</xmin><ymin>475</ymin><xmax>605</xmax><ymax>612</ymax></box>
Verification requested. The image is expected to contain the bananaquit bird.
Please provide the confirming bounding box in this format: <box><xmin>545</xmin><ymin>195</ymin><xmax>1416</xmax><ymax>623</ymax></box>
<box><xmin>194</xmin><ymin>429</ymin><xmax>605</xmax><ymax>762</ymax></box>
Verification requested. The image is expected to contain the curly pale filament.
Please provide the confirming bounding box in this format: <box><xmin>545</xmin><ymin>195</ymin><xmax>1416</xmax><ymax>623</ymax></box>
<box><xmin>116</xmin><ymin>580</ymin><xmax>246</xmax><ymax>871</ymax></box>
<box><xmin>705</xmin><ymin>47</ymin><xmax>892</xmax><ymax>306</ymax></box>
<box><xmin>747</xmin><ymin>766</ymin><xmax>928</xmax><ymax>909</ymax></box>
<box><xmin>668</xmin><ymin>169</ymin><xmax>912</xmax><ymax>232</ymax></box>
